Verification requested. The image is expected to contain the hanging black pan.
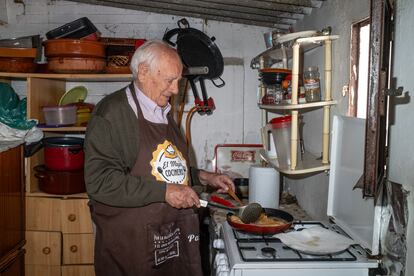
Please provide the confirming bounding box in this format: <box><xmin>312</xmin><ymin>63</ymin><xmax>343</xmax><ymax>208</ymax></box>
<box><xmin>163</xmin><ymin>18</ymin><xmax>225</xmax><ymax>114</ymax></box>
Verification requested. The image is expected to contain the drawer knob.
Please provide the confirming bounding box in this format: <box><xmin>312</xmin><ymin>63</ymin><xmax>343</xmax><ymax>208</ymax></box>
<box><xmin>70</xmin><ymin>245</ymin><xmax>78</xmax><ymax>253</ymax></box>
<box><xmin>68</xmin><ymin>214</ymin><xmax>77</xmax><ymax>222</ymax></box>
<box><xmin>42</xmin><ymin>247</ymin><xmax>51</xmax><ymax>255</ymax></box>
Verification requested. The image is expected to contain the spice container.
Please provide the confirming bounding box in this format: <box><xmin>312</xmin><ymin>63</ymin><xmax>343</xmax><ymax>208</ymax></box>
<box><xmin>303</xmin><ymin>66</ymin><xmax>321</xmax><ymax>102</ymax></box>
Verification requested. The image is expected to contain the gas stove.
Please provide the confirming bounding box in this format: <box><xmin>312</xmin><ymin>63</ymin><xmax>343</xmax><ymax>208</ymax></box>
<box><xmin>213</xmin><ymin>221</ymin><xmax>378</xmax><ymax>276</ymax></box>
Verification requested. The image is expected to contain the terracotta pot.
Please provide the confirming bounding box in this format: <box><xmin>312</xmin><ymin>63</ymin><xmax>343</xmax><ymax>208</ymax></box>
<box><xmin>43</xmin><ymin>39</ymin><xmax>106</xmax><ymax>58</ymax></box>
<box><xmin>0</xmin><ymin>57</ymin><xmax>37</xmax><ymax>73</ymax></box>
<box><xmin>105</xmin><ymin>65</ymin><xmax>131</xmax><ymax>74</ymax></box>
<box><xmin>47</xmin><ymin>57</ymin><xmax>106</xmax><ymax>73</ymax></box>
<box><xmin>34</xmin><ymin>165</ymin><xmax>86</xmax><ymax>195</ymax></box>
<box><xmin>0</xmin><ymin>47</ymin><xmax>37</xmax><ymax>58</ymax></box>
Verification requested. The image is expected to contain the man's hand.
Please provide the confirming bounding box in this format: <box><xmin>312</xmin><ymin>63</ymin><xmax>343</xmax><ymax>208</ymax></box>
<box><xmin>199</xmin><ymin>171</ymin><xmax>235</xmax><ymax>193</ymax></box>
<box><xmin>165</xmin><ymin>184</ymin><xmax>200</xmax><ymax>208</ymax></box>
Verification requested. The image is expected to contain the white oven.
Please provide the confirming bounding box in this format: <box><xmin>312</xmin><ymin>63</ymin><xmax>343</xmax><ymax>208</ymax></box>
<box><xmin>211</xmin><ymin>116</ymin><xmax>382</xmax><ymax>276</ymax></box>
<box><xmin>212</xmin><ymin>221</ymin><xmax>377</xmax><ymax>276</ymax></box>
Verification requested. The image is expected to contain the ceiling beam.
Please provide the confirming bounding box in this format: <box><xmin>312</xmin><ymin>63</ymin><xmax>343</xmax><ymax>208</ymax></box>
<box><xmin>70</xmin><ymin>0</ymin><xmax>294</xmax><ymax>28</ymax></box>
<box><xmin>68</xmin><ymin>0</ymin><xmax>324</xmax><ymax>28</ymax></box>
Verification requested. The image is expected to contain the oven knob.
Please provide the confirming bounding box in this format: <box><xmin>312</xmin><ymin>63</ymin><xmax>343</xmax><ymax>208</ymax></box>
<box><xmin>217</xmin><ymin>257</ymin><xmax>228</xmax><ymax>266</ymax></box>
<box><xmin>214</xmin><ymin>253</ymin><xmax>227</xmax><ymax>267</ymax></box>
<box><xmin>217</xmin><ymin>266</ymin><xmax>230</xmax><ymax>276</ymax></box>
<box><xmin>213</xmin><ymin>239</ymin><xmax>225</xmax><ymax>249</ymax></box>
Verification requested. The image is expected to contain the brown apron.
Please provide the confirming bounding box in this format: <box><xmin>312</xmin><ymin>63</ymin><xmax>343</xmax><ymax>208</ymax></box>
<box><xmin>90</xmin><ymin>83</ymin><xmax>202</xmax><ymax>276</ymax></box>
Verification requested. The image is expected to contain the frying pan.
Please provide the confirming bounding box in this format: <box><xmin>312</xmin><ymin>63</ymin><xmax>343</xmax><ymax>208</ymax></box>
<box><xmin>163</xmin><ymin>18</ymin><xmax>225</xmax><ymax>114</ymax></box>
<box><xmin>227</xmin><ymin>208</ymin><xmax>294</xmax><ymax>235</ymax></box>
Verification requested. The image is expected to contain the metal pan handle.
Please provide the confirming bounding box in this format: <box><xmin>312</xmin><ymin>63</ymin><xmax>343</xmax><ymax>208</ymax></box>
<box><xmin>211</xmin><ymin>77</ymin><xmax>225</xmax><ymax>88</ymax></box>
<box><xmin>199</xmin><ymin>199</ymin><xmax>235</xmax><ymax>211</ymax></box>
<box><xmin>177</xmin><ymin>18</ymin><xmax>190</xmax><ymax>29</ymax></box>
<box><xmin>163</xmin><ymin>28</ymin><xmax>181</xmax><ymax>47</ymax></box>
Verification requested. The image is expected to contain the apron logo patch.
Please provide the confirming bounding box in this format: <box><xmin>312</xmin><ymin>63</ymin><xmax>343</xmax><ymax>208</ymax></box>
<box><xmin>153</xmin><ymin>228</ymin><xmax>180</xmax><ymax>266</ymax></box>
<box><xmin>151</xmin><ymin>140</ymin><xmax>188</xmax><ymax>184</ymax></box>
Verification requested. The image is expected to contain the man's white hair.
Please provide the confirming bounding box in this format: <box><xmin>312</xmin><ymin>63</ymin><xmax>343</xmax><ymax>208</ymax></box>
<box><xmin>129</xmin><ymin>40</ymin><xmax>178</xmax><ymax>79</ymax></box>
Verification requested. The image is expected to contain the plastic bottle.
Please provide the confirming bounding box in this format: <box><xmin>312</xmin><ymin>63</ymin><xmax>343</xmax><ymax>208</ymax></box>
<box><xmin>303</xmin><ymin>66</ymin><xmax>321</xmax><ymax>102</ymax></box>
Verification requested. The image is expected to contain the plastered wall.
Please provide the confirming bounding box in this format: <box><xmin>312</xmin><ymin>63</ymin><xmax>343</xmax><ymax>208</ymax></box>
<box><xmin>389</xmin><ymin>0</ymin><xmax>414</xmax><ymax>273</ymax></box>
<box><xmin>0</xmin><ymin>0</ymin><xmax>269</xmax><ymax>169</ymax></box>
<box><xmin>285</xmin><ymin>0</ymin><xmax>370</xmax><ymax>221</ymax></box>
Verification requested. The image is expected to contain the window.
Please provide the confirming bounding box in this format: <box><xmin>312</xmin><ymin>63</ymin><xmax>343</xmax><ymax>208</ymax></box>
<box><xmin>349</xmin><ymin>19</ymin><xmax>370</xmax><ymax>118</ymax></box>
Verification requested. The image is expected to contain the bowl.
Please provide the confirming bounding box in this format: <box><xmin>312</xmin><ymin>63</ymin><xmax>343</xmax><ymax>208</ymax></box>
<box><xmin>42</xmin><ymin>105</ymin><xmax>77</xmax><ymax>126</ymax></box>
<box><xmin>259</xmin><ymin>68</ymin><xmax>291</xmax><ymax>85</ymax></box>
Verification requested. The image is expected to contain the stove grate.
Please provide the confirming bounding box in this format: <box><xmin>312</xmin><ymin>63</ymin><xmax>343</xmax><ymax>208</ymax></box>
<box><xmin>233</xmin><ymin>222</ymin><xmax>360</xmax><ymax>262</ymax></box>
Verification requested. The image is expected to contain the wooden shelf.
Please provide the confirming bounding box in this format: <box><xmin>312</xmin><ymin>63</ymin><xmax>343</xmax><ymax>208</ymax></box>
<box><xmin>0</xmin><ymin>72</ymin><xmax>132</xmax><ymax>82</ymax></box>
<box><xmin>259</xmin><ymin>100</ymin><xmax>337</xmax><ymax>111</ymax></box>
<box><xmin>260</xmin><ymin>149</ymin><xmax>330</xmax><ymax>175</ymax></box>
<box><xmin>39</xmin><ymin>126</ymin><xmax>87</xmax><ymax>132</ymax></box>
<box><xmin>251</xmin><ymin>35</ymin><xmax>338</xmax><ymax>69</ymax></box>
<box><xmin>25</xmin><ymin>191</ymin><xmax>88</xmax><ymax>199</ymax></box>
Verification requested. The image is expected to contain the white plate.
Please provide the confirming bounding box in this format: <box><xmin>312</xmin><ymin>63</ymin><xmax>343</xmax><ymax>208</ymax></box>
<box><xmin>274</xmin><ymin>226</ymin><xmax>356</xmax><ymax>255</ymax></box>
<box><xmin>275</xmin><ymin>30</ymin><xmax>317</xmax><ymax>44</ymax></box>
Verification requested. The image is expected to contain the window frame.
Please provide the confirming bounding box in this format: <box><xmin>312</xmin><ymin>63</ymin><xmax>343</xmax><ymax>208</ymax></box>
<box><xmin>349</xmin><ymin>18</ymin><xmax>370</xmax><ymax>118</ymax></box>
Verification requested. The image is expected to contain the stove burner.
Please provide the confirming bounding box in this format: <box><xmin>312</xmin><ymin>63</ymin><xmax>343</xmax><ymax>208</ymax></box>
<box><xmin>261</xmin><ymin>247</ymin><xmax>276</xmax><ymax>258</ymax></box>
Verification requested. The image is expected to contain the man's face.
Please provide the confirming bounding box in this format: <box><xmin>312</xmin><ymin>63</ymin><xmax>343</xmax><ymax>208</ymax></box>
<box><xmin>137</xmin><ymin>51</ymin><xmax>183</xmax><ymax>107</ymax></box>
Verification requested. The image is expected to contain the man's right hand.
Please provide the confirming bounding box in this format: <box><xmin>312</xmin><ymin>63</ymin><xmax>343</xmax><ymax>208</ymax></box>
<box><xmin>165</xmin><ymin>184</ymin><xmax>200</xmax><ymax>209</ymax></box>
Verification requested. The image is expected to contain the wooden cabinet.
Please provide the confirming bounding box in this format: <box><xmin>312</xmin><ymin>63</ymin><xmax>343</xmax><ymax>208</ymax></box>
<box><xmin>62</xmin><ymin>234</ymin><xmax>94</xmax><ymax>265</ymax></box>
<box><xmin>0</xmin><ymin>72</ymin><xmax>132</xmax><ymax>276</ymax></box>
<box><xmin>0</xmin><ymin>146</ymin><xmax>25</xmax><ymax>276</ymax></box>
<box><xmin>25</xmin><ymin>231</ymin><xmax>61</xmax><ymax>266</ymax></box>
<box><xmin>60</xmin><ymin>200</ymin><xmax>93</xmax><ymax>234</ymax></box>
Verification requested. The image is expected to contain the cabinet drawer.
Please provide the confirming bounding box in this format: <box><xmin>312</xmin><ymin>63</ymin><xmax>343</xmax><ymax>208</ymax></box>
<box><xmin>62</xmin><ymin>265</ymin><xmax>95</xmax><ymax>276</ymax></box>
<box><xmin>26</xmin><ymin>197</ymin><xmax>61</xmax><ymax>231</ymax></box>
<box><xmin>62</xmin><ymin>234</ymin><xmax>94</xmax><ymax>265</ymax></box>
<box><xmin>61</xmin><ymin>199</ymin><xmax>93</xmax><ymax>233</ymax></box>
<box><xmin>25</xmin><ymin>265</ymin><xmax>61</xmax><ymax>276</ymax></box>
<box><xmin>25</xmin><ymin>231</ymin><xmax>61</xmax><ymax>265</ymax></box>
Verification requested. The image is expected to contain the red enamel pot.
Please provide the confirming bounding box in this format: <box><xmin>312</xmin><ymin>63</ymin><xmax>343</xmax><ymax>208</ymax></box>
<box><xmin>43</xmin><ymin>137</ymin><xmax>84</xmax><ymax>171</ymax></box>
<box><xmin>34</xmin><ymin>165</ymin><xmax>86</xmax><ymax>195</ymax></box>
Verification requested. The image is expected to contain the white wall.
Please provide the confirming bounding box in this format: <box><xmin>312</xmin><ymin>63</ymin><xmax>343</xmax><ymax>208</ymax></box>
<box><xmin>0</xmin><ymin>0</ymin><xmax>269</xmax><ymax>169</ymax></box>
<box><xmin>285</xmin><ymin>0</ymin><xmax>370</xmax><ymax>221</ymax></box>
<box><xmin>289</xmin><ymin>0</ymin><xmax>414</xmax><ymax>273</ymax></box>
<box><xmin>389</xmin><ymin>0</ymin><xmax>414</xmax><ymax>273</ymax></box>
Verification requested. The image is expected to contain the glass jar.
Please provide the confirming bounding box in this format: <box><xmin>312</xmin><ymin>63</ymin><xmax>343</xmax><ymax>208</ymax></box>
<box><xmin>303</xmin><ymin>66</ymin><xmax>321</xmax><ymax>102</ymax></box>
<box><xmin>265</xmin><ymin>84</ymin><xmax>284</xmax><ymax>104</ymax></box>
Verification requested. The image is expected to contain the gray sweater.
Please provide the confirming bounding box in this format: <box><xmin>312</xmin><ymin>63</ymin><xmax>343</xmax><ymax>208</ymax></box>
<box><xmin>84</xmin><ymin>86</ymin><xmax>200</xmax><ymax>207</ymax></box>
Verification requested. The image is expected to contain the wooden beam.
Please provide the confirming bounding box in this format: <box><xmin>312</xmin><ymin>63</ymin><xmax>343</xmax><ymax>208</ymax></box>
<box><xmin>70</xmin><ymin>0</ymin><xmax>293</xmax><ymax>28</ymax></box>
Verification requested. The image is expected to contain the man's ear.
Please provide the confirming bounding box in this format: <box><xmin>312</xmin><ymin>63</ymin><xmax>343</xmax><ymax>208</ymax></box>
<box><xmin>137</xmin><ymin>63</ymin><xmax>149</xmax><ymax>82</ymax></box>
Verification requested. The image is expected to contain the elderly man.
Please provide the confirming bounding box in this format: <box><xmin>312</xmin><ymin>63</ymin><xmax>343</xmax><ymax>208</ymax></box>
<box><xmin>84</xmin><ymin>40</ymin><xmax>234</xmax><ymax>276</ymax></box>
